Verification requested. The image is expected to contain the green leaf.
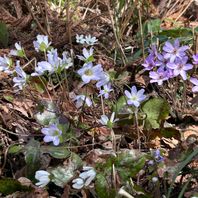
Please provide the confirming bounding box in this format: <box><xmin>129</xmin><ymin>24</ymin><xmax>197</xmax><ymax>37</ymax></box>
<box><xmin>0</xmin><ymin>22</ymin><xmax>8</xmax><ymax>48</ymax></box>
<box><xmin>51</xmin><ymin>153</ymin><xmax>82</xmax><ymax>187</ymax></box>
<box><xmin>0</xmin><ymin>178</ymin><xmax>30</xmax><ymax>196</ymax></box>
<box><xmin>142</xmin><ymin>98</ymin><xmax>170</xmax><ymax>130</ymax></box>
<box><xmin>8</xmin><ymin>145</ymin><xmax>23</xmax><ymax>154</ymax></box>
<box><xmin>24</xmin><ymin>139</ymin><xmax>41</xmax><ymax>179</ymax></box>
<box><xmin>113</xmin><ymin>96</ymin><xmax>127</xmax><ymax>114</ymax></box>
<box><xmin>95</xmin><ymin>174</ymin><xmax>116</xmax><ymax>198</ymax></box>
<box><xmin>3</xmin><ymin>95</ymin><xmax>14</xmax><ymax>102</ymax></box>
<box><xmin>51</xmin><ymin>166</ymin><xmax>75</xmax><ymax>187</ymax></box>
<box><xmin>41</xmin><ymin>146</ymin><xmax>71</xmax><ymax>159</ymax></box>
<box><xmin>167</xmin><ymin>148</ymin><xmax>198</xmax><ymax>198</ymax></box>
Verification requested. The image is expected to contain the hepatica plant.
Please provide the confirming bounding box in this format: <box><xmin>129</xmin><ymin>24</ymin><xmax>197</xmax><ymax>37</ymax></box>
<box><xmin>1</xmin><ymin>32</ymin><xmax>197</xmax><ymax>197</ymax></box>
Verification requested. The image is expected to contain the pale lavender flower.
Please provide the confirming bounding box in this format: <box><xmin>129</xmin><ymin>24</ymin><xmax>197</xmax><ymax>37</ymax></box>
<box><xmin>167</xmin><ymin>57</ymin><xmax>193</xmax><ymax>80</ymax></box>
<box><xmin>77</xmin><ymin>48</ymin><xmax>94</xmax><ymax>63</ymax></box>
<box><xmin>96</xmin><ymin>72</ymin><xmax>110</xmax><ymax>88</ymax></box>
<box><xmin>0</xmin><ymin>55</ymin><xmax>13</xmax><ymax>72</ymax></box>
<box><xmin>77</xmin><ymin>62</ymin><xmax>103</xmax><ymax>84</ymax></box>
<box><xmin>35</xmin><ymin>170</ymin><xmax>51</xmax><ymax>187</ymax></box>
<box><xmin>192</xmin><ymin>54</ymin><xmax>198</xmax><ymax>64</ymax></box>
<box><xmin>31</xmin><ymin>61</ymin><xmax>54</xmax><ymax>76</ymax></box>
<box><xmin>41</xmin><ymin>124</ymin><xmax>62</xmax><ymax>146</ymax></box>
<box><xmin>98</xmin><ymin>83</ymin><xmax>113</xmax><ymax>99</ymax></box>
<box><xmin>13</xmin><ymin>61</ymin><xmax>28</xmax><ymax>90</ymax></box>
<box><xmin>163</xmin><ymin>39</ymin><xmax>189</xmax><ymax>63</ymax></box>
<box><xmin>99</xmin><ymin>112</ymin><xmax>119</xmax><ymax>128</ymax></box>
<box><xmin>142</xmin><ymin>55</ymin><xmax>156</xmax><ymax>71</ymax></box>
<box><xmin>149</xmin><ymin>67</ymin><xmax>169</xmax><ymax>85</ymax></box>
<box><xmin>76</xmin><ymin>34</ymin><xmax>85</xmax><ymax>44</ymax></box>
<box><xmin>125</xmin><ymin>86</ymin><xmax>146</xmax><ymax>107</ymax></box>
<box><xmin>153</xmin><ymin>149</ymin><xmax>164</xmax><ymax>162</ymax></box>
<box><xmin>33</xmin><ymin>35</ymin><xmax>51</xmax><ymax>52</ymax></box>
<box><xmin>73</xmin><ymin>94</ymin><xmax>92</xmax><ymax>108</ymax></box>
<box><xmin>84</xmin><ymin>35</ymin><xmax>98</xmax><ymax>45</ymax></box>
<box><xmin>10</xmin><ymin>42</ymin><xmax>25</xmax><ymax>58</ymax></box>
<box><xmin>190</xmin><ymin>77</ymin><xmax>198</xmax><ymax>92</ymax></box>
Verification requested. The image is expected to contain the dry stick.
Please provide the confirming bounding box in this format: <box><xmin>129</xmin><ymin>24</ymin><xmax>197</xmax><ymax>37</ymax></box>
<box><xmin>24</xmin><ymin>0</ymin><xmax>49</xmax><ymax>37</ymax></box>
<box><xmin>137</xmin><ymin>3</ymin><xmax>145</xmax><ymax>61</ymax></box>
<box><xmin>107</xmin><ymin>2</ymin><xmax>127</xmax><ymax>66</ymax></box>
<box><xmin>45</xmin><ymin>0</ymin><xmax>51</xmax><ymax>35</ymax></box>
<box><xmin>100</xmin><ymin>95</ymin><xmax>105</xmax><ymax>115</ymax></box>
<box><xmin>175</xmin><ymin>0</ymin><xmax>194</xmax><ymax>21</ymax></box>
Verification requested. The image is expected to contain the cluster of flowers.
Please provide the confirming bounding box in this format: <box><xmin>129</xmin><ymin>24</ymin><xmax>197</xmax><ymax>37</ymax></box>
<box><xmin>142</xmin><ymin>39</ymin><xmax>198</xmax><ymax>92</ymax></box>
<box><xmin>76</xmin><ymin>34</ymin><xmax>98</xmax><ymax>45</ymax></box>
<box><xmin>35</xmin><ymin>166</ymin><xmax>96</xmax><ymax>189</ymax></box>
<box><xmin>0</xmin><ymin>35</ymin><xmax>73</xmax><ymax>90</ymax></box>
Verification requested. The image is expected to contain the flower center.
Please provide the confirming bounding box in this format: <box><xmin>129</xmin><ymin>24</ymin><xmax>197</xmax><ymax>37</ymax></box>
<box><xmin>85</xmin><ymin>69</ymin><xmax>93</xmax><ymax>76</ymax></box>
<box><xmin>131</xmin><ymin>96</ymin><xmax>137</xmax><ymax>101</ymax></box>
<box><xmin>53</xmin><ymin>130</ymin><xmax>60</xmax><ymax>136</ymax></box>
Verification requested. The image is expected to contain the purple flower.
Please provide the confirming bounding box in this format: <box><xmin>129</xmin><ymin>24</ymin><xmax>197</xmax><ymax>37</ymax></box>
<box><xmin>153</xmin><ymin>149</ymin><xmax>164</xmax><ymax>162</ymax></box>
<box><xmin>142</xmin><ymin>55</ymin><xmax>156</xmax><ymax>71</ymax></box>
<box><xmin>192</xmin><ymin>54</ymin><xmax>198</xmax><ymax>65</ymax></box>
<box><xmin>77</xmin><ymin>48</ymin><xmax>94</xmax><ymax>63</ymax></box>
<box><xmin>148</xmin><ymin>44</ymin><xmax>158</xmax><ymax>58</ymax></box>
<box><xmin>156</xmin><ymin>53</ymin><xmax>169</xmax><ymax>68</ymax></box>
<box><xmin>98</xmin><ymin>83</ymin><xmax>113</xmax><ymax>99</ymax></box>
<box><xmin>149</xmin><ymin>67</ymin><xmax>169</xmax><ymax>85</ymax></box>
<box><xmin>77</xmin><ymin>62</ymin><xmax>103</xmax><ymax>84</ymax></box>
<box><xmin>41</xmin><ymin>124</ymin><xmax>62</xmax><ymax>146</ymax></box>
<box><xmin>190</xmin><ymin>77</ymin><xmax>198</xmax><ymax>92</ymax></box>
<box><xmin>33</xmin><ymin>35</ymin><xmax>51</xmax><ymax>52</ymax></box>
<box><xmin>124</xmin><ymin>86</ymin><xmax>146</xmax><ymax>107</ymax></box>
<box><xmin>73</xmin><ymin>94</ymin><xmax>92</xmax><ymax>108</ymax></box>
<box><xmin>13</xmin><ymin>61</ymin><xmax>28</xmax><ymax>90</ymax></box>
<box><xmin>163</xmin><ymin>39</ymin><xmax>189</xmax><ymax>63</ymax></box>
<box><xmin>167</xmin><ymin>57</ymin><xmax>193</xmax><ymax>80</ymax></box>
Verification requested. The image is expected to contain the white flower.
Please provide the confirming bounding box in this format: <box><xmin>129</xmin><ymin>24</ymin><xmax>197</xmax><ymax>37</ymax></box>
<box><xmin>79</xmin><ymin>166</ymin><xmax>96</xmax><ymax>187</ymax></box>
<box><xmin>13</xmin><ymin>61</ymin><xmax>28</xmax><ymax>90</ymax></box>
<box><xmin>62</xmin><ymin>51</ymin><xmax>73</xmax><ymax>69</ymax></box>
<box><xmin>0</xmin><ymin>55</ymin><xmax>12</xmax><ymax>72</ymax></box>
<box><xmin>35</xmin><ymin>170</ymin><xmax>50</xmax><ymax>188</ymax></box>
<box><xmin>33</xmin><ymin>35</ymin><xmax>51</xmax><ymax>52</ymax></box>
<box><xmin>76</xmin><ymin>34</ymin><xmax>85</xmax><ymax>44</ymax></box>
<box><xmin>99</xmin><ymin>112</ymin><xmax>119</xmax><ymax>128</ymax></box>
<box><xmin>73</xmin><ymin>94</ymin><xmax>92</xmax><ymax>108</ymax></box>
<box><xmin>72</xmin><ymin>166</ymin><xmax>96</xmax><ymax>190</ymax></box>
<box><xmin>10</xmin><ymin>42</ymin><xmax>25</xmax><ymax>57</ymax></box>
<box><xmin>77</xmin><ymin>62</ymin><xmax>103</xmax><ymax>84</ymax></box>
<box><xmin>84</xmin><ymin>35</ymin><xmax>98</xmax><ymax>45</ymax></box>
<box><xmin>77</xmin><ymin>48</ymin><xmax>94</xmax><ymax>62</ymax></box>
<box><xmin>98</xmin><ymin>83</ymin><xmax>113</xmax><ymax>99</ymax></box>
<box><xmin>124</xmin><ymin>86</ymin><xmax>146</xmax><ymax>107</ymax></box>
<box><xmin>72</xmin><ymin>178</ymin><xmax>84</xmax><ymax>189</ymax></box>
